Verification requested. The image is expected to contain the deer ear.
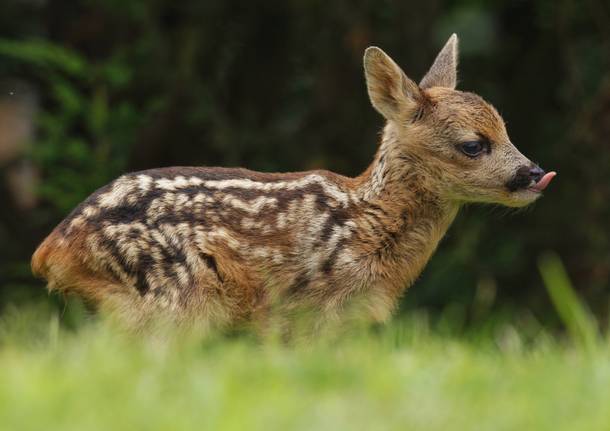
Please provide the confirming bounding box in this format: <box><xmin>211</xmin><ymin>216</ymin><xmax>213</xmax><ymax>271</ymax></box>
<box><xmin>364</xmin><ymin>47</ymin><xmax>421</xmax><ymax>121</ymax></box>
<box><xmin>420</xmin><ymin>34</ymin><xmax>458</xmax><ymax>90</ymax></box>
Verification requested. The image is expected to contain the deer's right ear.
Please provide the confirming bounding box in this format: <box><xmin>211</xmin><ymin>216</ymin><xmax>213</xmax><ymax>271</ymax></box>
<box><xmin>364</xmin><ymin>47</ymin><xmax>421</xmax><ymax>121</ymax></box>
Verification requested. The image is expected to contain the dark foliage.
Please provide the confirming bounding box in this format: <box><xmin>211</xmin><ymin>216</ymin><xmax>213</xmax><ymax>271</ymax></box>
<box><xmin>0</xmin><ymin>0</ymin><xmax>608</xmax><ymax>327</ymax></box>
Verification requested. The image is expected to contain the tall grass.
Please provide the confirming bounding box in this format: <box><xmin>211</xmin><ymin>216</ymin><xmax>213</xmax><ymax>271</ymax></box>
<box><xmin>538</xmin><ymin>252</ymin><xmax>600</xmax><ymax>351</ymax></box>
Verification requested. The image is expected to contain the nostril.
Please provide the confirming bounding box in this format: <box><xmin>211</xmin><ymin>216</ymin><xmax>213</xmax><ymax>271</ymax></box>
<box><xmin>529</xmin><ymin>166</ymin><xmax>545</xmax><ymax>183</ymax></box>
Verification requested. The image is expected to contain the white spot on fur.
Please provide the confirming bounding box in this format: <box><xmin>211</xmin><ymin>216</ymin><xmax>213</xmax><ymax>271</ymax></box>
<box><xmin>188</xmin><ymin>176</ymin><xmax>203</xmax><ymax>186</ymax></box>
<box><xmin>82</xmin><ymin>206</ymin><xmax>99</xmax><ymax>217</ymax></box>
<box><xmin>272</xmin><ymin>252</ymin><xmax>284</xmax><ymax>265</ymax></box>
<box><xmin>98</xmin><ymin>176</ymin><xmax>135</xmax><ymax>208</ymax></box>
<box><xmin>252</xmin><ymin>247</ymin><xmax>270</xmax><ymax>258</ymax></box>
<box><xmin>69</xmin><ymin>215</ymin><xmax>86</xmax><ymax>229</ymax></box>
<box><xmin>276</xmin><ymin>212</ymin><xmax>287</xmax><ymax>229</ymax></box>
<box><xmin>221</xmin><ymin>194</ymin><xmax>278</xmax><ymax>214</ymax></box>
<box><xmin>207</xmin><ymin>228</ymin><xmax>241</xmax><ymax>250</ymax></box>
<box><xmin>174</xmin><ymin>263</ymin><xmax>190</xmax><ymax>287</ymax></box>
<box><xmin>136</xmin><ymin>175</ymin><xmax>153</xmax><ymax>192</ymax></box>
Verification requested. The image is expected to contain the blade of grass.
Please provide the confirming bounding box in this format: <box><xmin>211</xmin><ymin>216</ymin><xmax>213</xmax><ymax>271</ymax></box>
<box><xmin>538</xmin><ymin>252</ymin><xmax>598</xmax><ymax>352</ymax></box>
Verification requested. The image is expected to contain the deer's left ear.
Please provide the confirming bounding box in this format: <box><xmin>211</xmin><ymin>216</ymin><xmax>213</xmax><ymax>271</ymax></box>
<box><xmin>420</xmin><ymin>34</ymin><xmax>459</xmax><ymax>90</ymax></box>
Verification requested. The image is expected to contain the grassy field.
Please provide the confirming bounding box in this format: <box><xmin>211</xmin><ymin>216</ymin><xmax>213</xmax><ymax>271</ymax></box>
<box><xmin>1</xmin><ymin>309</ymin><xmax>609</xmax><ymax>431</ymax></box>
<box><xmin>1</xmin><ymin>255</ymin><xmax>608</xmax><ymax>430</ymax></box>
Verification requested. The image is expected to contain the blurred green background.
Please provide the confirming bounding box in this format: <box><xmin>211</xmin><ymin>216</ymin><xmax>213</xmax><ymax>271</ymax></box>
<box><xmin>0</xmin><ymin>0</ymin><xmax>608</xmax><ymax>329</ymax></box>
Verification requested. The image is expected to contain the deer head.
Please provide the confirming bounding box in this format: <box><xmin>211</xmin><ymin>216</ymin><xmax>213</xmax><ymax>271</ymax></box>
<box><xmin>363</xmin><ymin>34</ymin><xmax>555</xmax><ymax>207</ymax></box>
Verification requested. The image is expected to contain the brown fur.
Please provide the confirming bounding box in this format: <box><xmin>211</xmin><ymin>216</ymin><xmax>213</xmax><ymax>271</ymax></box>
<box><xmin>32</xmin><ymin>34</ymin><xmax>548</xmax><ymax>333</ymax></box>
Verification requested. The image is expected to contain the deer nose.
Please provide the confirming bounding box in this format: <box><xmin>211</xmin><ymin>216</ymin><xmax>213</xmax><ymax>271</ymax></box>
<box><xmin>529</xmin><ymin>165</ymin><xmax>545</xmax><ymax>183</ymax></box>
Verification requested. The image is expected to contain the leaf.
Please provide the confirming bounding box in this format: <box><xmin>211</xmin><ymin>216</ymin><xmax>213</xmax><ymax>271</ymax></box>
<box><xmin>0</xmin><ymin>38</ymin><xmax>89</xmax><ymax>77</ymax></box>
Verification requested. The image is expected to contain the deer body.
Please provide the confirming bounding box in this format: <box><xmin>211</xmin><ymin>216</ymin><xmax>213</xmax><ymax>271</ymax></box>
<box><xmin>32</xmin><ymin>35</ymin><xmax>554</xmax><ymax>330</ymax></box>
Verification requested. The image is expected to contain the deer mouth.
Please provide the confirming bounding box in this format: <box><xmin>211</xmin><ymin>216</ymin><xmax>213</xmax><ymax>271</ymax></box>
<box><xmin>528</xmin><ymin>171</ymin><xmax>556</xmax><ymax>193</ymax></box>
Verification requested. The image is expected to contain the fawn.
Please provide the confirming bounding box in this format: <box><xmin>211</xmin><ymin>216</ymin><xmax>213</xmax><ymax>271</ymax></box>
<box><xmin>32</xmin><ymin>34</ymin><xmax>555</xmax><ymax>331</ymax></box>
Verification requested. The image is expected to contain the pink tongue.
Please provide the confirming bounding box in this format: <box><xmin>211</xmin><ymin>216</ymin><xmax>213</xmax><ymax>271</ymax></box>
<box><xmin>531</xmin><ymin>171</ymin><xmax>556</xmax><ymax>192</ymax></box>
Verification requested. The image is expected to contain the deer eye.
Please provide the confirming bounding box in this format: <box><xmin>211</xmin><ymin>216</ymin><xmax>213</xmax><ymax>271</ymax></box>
<box><xmin>460</xmin><ymin>141</ymin><xmax>485</xmax><ymax>157</ymax></box>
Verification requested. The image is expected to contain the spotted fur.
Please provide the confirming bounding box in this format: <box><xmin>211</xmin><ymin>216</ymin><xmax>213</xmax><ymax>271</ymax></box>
<box><xmin>31</xmin><ymin>35</ymin><xmax>548</xmax><ymax>332</ymax></box>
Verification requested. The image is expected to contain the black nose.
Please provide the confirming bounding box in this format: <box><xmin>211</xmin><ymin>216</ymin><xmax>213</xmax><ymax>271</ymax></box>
<box><xmin>529</xmin><ymin>165</ymin><xmax>545</xmax><ymax>183</ymax></box>
<box><xmin>506</xmin><ymin>165</ymin><xmax>546</xmax><ymax>192</ymax></box>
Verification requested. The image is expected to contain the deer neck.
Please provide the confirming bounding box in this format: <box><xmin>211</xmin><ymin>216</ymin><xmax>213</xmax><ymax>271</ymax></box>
<box><xmin>355</xmin><ymin>122</ymin><xmax>460</xmax><ymax>290</ymax></box>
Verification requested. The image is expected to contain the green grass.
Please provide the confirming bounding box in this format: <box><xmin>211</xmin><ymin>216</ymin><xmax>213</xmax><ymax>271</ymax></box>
<box><xmin>1</xmin><ymin>309</ymin><xmax>609</xmax><ymax>431</ymax></box>
<box><xmin>1</xmin><ymin>255</ymin><xmax>608</xmax><ymax>430</ymax></box>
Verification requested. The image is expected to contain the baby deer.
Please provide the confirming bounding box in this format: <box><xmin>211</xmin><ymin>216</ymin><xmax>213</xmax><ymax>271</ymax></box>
<box><xmin>32</xmin><ymin>34</ymin><xmax>555</xmax><ymax>331</ymax></box>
